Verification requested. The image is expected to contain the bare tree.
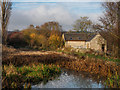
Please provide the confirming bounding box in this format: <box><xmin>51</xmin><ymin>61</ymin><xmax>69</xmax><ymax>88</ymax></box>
<box><xmin>94</xmin><ymin>2</ymin><xmax>120</xmax><ymax>58</ymax></box>
<box><xmin>0</xmin><ymin>0</ymin><xmax>12</xmax><ymax>45</ymax></box>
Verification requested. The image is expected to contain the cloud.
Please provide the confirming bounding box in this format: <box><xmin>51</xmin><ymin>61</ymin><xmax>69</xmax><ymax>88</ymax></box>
<box><xmin>9</xmin><ymin>5</ymin><xmax>76</xmax><ymax>31</ymax></box>
<box><xmin>8</xmin><ymin>2</ymin><xmax>103</xmax><ymax>31</ymax></box>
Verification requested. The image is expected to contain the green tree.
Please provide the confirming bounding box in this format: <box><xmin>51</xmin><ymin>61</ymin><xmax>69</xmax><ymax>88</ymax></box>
<box><xmin>73</xmin><ymin>17</ymin><xmax>92</xmax><ymax>32</ymax></box>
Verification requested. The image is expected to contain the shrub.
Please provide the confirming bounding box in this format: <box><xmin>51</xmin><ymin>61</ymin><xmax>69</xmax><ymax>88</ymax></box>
<box><xmin>49</xmin><ymin>34</ymin><xmax>63</xmax><ymax>50</ymax></box>
<box><xmin>7</xmin><ymin>32</ymin><xmax>27</xmax><ymax>48</ymax></box>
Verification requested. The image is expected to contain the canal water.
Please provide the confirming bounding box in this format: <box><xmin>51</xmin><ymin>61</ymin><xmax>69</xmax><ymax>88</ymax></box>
<box><xmin>32</xmin><ymin>69</ymin><xmax>105</xmax><ymax>88</ymax></box>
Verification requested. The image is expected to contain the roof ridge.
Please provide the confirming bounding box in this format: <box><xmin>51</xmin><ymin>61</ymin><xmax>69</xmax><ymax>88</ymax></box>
<box><xmin>64</xmin><ymin>32</ymin><xmax>97</xmax><ymax>41</ymax></box>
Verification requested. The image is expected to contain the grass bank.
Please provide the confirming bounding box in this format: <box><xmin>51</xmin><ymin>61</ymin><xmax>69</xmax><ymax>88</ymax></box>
<box><xmin>57</xmin><ymin>49</ymin><xmax>120</xmax><ymax>63</ymax></box>
<box><xmin>2</xmin><ymin>63</ymin><xmax>61</xmax><ymax>88</ymax></box>
<box><xmin>57</xmin><ymin>48</ymin><xmax>120</xmax><ymax>88</ymax></box>
<box><xmin>3</xmin><ymin>52</ymin><xmax>120</xmax><ymax>88</ymax></box>
<box><xmin>2</xmin><ymin>46</ymin><xmax>120</xmax><ymax>88</ymax></box>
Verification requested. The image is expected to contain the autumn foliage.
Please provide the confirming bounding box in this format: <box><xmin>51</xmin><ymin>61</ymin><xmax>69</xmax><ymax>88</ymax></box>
<box><xmin>7</xmin><ymin>32</ymin><xmax>27</xmax><ymax>48</ymax></box>
<box><xmin>8</xmin><ymin>22</ymin><xmax>64</xmax><ymax>50</ymax></box>
<box><xmin>49</xmin><ymin>34</ymin><xmax>63</xmax><ymax>49</ymax></box>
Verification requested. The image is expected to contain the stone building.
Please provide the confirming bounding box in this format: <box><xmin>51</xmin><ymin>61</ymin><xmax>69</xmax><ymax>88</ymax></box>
<box><xmin>62</xmin><ymin>32</ymin><xmax>107</xmax><ymax>52</ymax></box>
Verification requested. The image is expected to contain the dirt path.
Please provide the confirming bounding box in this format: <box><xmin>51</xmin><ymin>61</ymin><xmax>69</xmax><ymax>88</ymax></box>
<box><xmin>9</xmin><ymin>51</ymin><xmax>79</xmax><ymax>60</ymax></box>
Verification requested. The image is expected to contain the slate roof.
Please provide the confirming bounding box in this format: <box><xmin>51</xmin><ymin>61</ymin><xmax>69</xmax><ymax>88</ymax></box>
<box><xmin>63</xmin><ymin>33</ymin><xmax>97</xmax><ymax>41</ymax></box>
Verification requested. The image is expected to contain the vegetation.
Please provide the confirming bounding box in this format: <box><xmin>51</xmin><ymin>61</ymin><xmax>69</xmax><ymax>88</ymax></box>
<box><xmin>57</xmin><ymin>47</ymin><xmax>120</xmax><ymax>88</ymax></box>
<box><xmin>2</xmin><ymin>46</ymin><xmax>120</xmax><ymax>88</ymax></box>
<box><xmin>57</xmin><ymin>47</ymin><xmax>120</xmax><ymax>63</ymax></box>
<box><xmin>73</xmin><ymin>17</ymin><xmax>93</xmax><ymax>32</ymax></box>
<box><xmin>22</xmin><ymin>28</ymin><xmax>38</xmax><ymax>46</ymax></box>
<box><xmin>94</xmin><ymin>2</ymin><xmax>120</xmax><ymax>58</ymax></box>
<box><xmin>7</xmin><ymin>32</ymin><xmax>27</xmax><ymax>48</ymax></box>
<box><xmin>105</xmin><ymin>70</ymin><xmax>120</xmax><ymax>88</ymax></box>
<box><xmin>0</xmin><ymin>0</ymin><xmax>12</xmax><ymax>45</ymax></box>
<box><xmin>1</xmin><ymin>0</ymin><xmax>120</xmax><ymax>88</ymax></box>
<box><xmin>2</xmin><ymin>63</ymin><xmax>61</xmax><ymax>88</ymax></box>
<box><xmin>7</xmin><ymin>22</ymin><xmax>64</xmax><ymax>50</ymax></box>
<box><xmin>49</xmin><ymin>34</ymin><xmax>64</xmax><ymax>50</ymax></box>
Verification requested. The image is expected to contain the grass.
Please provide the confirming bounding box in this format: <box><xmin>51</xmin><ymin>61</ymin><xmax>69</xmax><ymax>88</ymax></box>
<box><xmin>85</xmin><ymin>53</ymin><xmax>120</xmax><ymax>63</ymax></box>
<box><xmin>2</xmin><ymin>64</ymin><xmax>61</xmax><ymax>88</ymax></box>
<box><xmin>105</xmin><ymin>70</ymin><xmax>120</xmax><ymax>88</ymax></box>
<box><xmin>57</xmin><ymin>49</ymin><xmax>120</xmax><ymax>63</ymax></box>
<box><xmin>57</xmin><ymin>48</ymin><xmax>120</xmax><ymax>88</ymax></box>
<box><xmin>2</xmin><ymin>46</ymin><xmax>120</xmax><ymax>88</ymax></box>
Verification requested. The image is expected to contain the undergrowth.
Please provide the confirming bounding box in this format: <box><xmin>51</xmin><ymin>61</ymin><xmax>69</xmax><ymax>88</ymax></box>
<box><xmin>2</xmin><ymin>64</ymin><xmax>61</xmax><ymax>88</ymax></box>
<box><xmin>57</xmin><ymin>48</ymin><xmax>120</xmax><ymax>63</ymax></box>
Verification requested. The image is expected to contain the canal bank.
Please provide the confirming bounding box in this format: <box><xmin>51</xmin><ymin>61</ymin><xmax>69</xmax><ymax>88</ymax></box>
<box><xmin>2</xmin><ymin>50</ymin><xmax>120</xmax><ymax>88</ymax></box>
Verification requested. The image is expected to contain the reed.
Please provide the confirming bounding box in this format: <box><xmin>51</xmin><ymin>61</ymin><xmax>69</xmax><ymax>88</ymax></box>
<box><xmin>2</xmin><ymin>46</ymin><xmax>120</xmax><ymax>88</ymax></box>
<box><xmin>2</xmin><ymin>64</ymin><xmax>61</xmax><ymax>88</ymax></box>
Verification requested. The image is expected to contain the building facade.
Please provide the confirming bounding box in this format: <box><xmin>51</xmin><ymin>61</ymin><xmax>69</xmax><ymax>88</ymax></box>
<box><xmin>62</xmin><ymin>33</ymin><xmax>107</xmax><ymax>52</ymax></box>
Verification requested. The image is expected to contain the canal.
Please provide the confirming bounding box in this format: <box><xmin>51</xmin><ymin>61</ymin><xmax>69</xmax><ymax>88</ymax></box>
<box><xmin>32</xmin><ymin>69</ymin><xmax>105</xmax><ymax>88</ymax></box>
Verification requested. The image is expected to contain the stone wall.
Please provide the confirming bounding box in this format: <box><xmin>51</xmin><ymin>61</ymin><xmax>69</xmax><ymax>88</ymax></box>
<box><xmin>89</xmin><ymin>33</ymin><xmax>107</xmax><ymax>52</ymax></box>
<box><xmin>65</xmin><ymin>41</ymin><xmax>86</xmax><ymax>48</ymax></box>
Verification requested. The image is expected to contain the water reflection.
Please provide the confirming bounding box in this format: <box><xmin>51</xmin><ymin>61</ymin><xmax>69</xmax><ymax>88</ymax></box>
<box><xmin>32</xmin><ymin>69</ymin><xmax>105</xmax><ymax>88</ymax></box>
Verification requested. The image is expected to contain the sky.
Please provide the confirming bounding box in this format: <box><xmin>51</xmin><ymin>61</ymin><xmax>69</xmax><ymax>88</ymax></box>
<box><xmin>10</xmin><ymin>0</ymin><xmax>119</xmax><ymax>2</ymax></box>
<box><xmin>8</xmin><ymin>1</ymin><xmax>105</xmax><ymax>31</ymax></box>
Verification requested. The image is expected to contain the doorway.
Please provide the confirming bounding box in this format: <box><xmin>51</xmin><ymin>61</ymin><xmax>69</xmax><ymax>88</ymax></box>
<box><xmin>102</xmin><ymin>44</ymin><xmax>105</xmax><ymax>52</ymax></box>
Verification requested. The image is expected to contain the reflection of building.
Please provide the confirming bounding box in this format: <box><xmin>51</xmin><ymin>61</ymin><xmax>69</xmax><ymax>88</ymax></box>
<box><xmin>62</xmin><ymin>33</ymin><xmax>107</xmax><ymax>52</ymax></box>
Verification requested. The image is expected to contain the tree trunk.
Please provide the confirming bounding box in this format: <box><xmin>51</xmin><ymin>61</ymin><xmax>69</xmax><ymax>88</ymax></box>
<box><xmin>1</xmin><ymin>0</ymin><xmax>12</xmax><ymax>45</ymax></box>
<box><xmin>2</xmin><ymin>27</ymin><xmax>7</xmax><ymax>45</ymax></box>
<box><xmin>117</xmin><ymin>2</ymin><xmax>120</xmax><ymax>58</ymax></box>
